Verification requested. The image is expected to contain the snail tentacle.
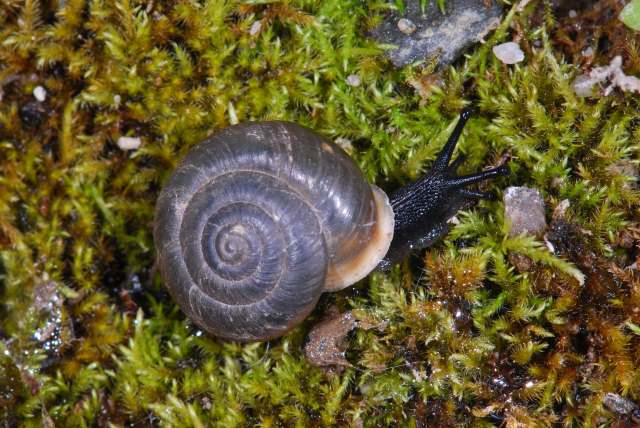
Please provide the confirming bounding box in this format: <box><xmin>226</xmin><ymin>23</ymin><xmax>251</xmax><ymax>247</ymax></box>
<box><xmin>445</xmin><ymin>165</ymin><xmax>510</xmax><ymax>190</ymax></box>
<box><xmin>432</xmin><ymin>108</ymin><xmax>473</xmax><ymax>171</ymax></box>
<box><xmin>459</xmin><ymin>189</ymin><xmax>496</xmax><ymax>200</ymax></box>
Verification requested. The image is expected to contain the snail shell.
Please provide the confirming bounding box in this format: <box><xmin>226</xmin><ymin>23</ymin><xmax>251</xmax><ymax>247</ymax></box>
<box><xmin>154</xmin><ymin>122</ymin><xmax>394</xmax><ymax>341</ymax></box>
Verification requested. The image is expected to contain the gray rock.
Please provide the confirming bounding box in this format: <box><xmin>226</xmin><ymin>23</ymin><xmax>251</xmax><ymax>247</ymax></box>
<box><xmin>503</xmin><ymin>186</ymin><xmax>547</xmax><ymax>237</ymax></box>
<box><xmin>371</xmin><ymin>0</ymin><xmax>502</xmax><ymax>68</ymax></box>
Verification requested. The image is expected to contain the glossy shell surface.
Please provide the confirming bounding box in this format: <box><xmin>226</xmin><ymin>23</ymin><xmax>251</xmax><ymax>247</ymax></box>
<box><xmin>154</xmin><ymin>121</ymin><xmax>393</xmax><ymax>341</ymax></box>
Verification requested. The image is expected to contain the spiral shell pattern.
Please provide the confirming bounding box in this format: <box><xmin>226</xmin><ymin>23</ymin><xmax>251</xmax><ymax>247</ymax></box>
<box><xmin>154</xmin><ymin>121</ymin><xmax>388</xmax><ymax>341</ymax></box>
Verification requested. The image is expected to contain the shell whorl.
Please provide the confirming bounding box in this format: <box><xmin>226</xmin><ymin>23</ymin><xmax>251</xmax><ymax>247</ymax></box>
<box><xmin>154</xmin><ymin>121</ymin><xmax>392</xmax><ymax>341</ymax></box>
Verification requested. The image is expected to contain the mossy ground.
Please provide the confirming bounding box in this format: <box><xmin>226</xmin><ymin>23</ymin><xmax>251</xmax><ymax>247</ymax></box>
<box><xmin>1</xmin><ymin>0</ymin><xmax>640</xmax><ymax>426</ymax></box>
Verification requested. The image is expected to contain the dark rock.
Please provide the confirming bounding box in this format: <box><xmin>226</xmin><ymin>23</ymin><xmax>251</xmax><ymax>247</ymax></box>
<box><xmin>371</xmin><ymin>0</ymin><xmax>502</xmax><ymax>68</ymax></box>
<box><xmin>19</xmin><ymin>101</ymin><xmax>48</xmax><ymax>128</ymax></box>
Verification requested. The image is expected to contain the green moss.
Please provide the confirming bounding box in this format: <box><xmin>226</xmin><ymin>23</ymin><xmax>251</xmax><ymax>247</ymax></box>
<box><xmin>1</xmin><ymin>0</ymin><xmax>640</xmax><ymax>426</ymax></box>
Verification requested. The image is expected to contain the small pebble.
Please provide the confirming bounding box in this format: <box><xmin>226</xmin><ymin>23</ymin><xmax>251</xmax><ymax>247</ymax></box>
<box><xmin>551</xmin><ymin>176</ymin><xmax>565</xmax><ymax>188</ymax></box>
<box><xmin>397</xmin><ymin>18</ymin><xmax>417</xmax><ymax>35</ymax></box>
<box><xmin>334</xmin><ymin>137</ymin><xmax>353</xmax><ymax>153</ymax></box>
<box><xmin>509</xmin><ymin>252</ymin><xmax>534</xmax><ymax>272</ymax></box>
<box><xmin>581</xmin><ymin>46</ymin><xmax>594</xmax><ymax>57</ymax></box>
<box><xmin>568</xmin><ymin>9</ymin><xmax>577</xmax><ymax>18</ymax></box>
<box><xmin>304</xmin><ymin>309</ymin><xmax>357</xmax><ymax>367</ymax></box>
<box><xmin>492</xmin><ymin>42</ymin><xmax>525</xmax><ymax>65</ymax></box>
<box><xmin>603</xmin><ymin>392</ymin><xmax>638</xmax><ymax>415</ymax></box>
<box><xmin>33</xmin><ymin>85</ymin><xmax>47</xmax><ymax>102</ymax></box>
<box><xmin>552</xmin><ymin>199</ymin><xmax>570</xmax><ymax>220</ymax></box>
<box><xmin>113</xmin><ymin>94</ymin><xmax>122</xmax><ymax>106</ymax></box>
<box><xmin>200</xmin><ymin>396</ymin><xmax>212</xmax><ymax>410</ymax></box>
<box><xmin>346</xmin><ymin>74</ymin><xmax>361</xmax><ymax>87</ymax></box>
<box><xmin>117</xmin><ymin>136</ymin><xmax>142</xmax><ymax>151</ymax></box>
<box><xmin>503</xmin><ymin>186</ymin><xmax>547</xmax><ymax>237</ymax></box>
<box><xmin>249</xmin><ymin>20</ymin><xmax>262</xmax><ymax>36</ymax></box>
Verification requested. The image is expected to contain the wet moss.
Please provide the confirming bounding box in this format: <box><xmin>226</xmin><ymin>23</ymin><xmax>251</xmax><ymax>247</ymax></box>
<box><xmin>1</xmin><ymin>0</ymin><xmax>640</xmax><ymax>426</ymax></box>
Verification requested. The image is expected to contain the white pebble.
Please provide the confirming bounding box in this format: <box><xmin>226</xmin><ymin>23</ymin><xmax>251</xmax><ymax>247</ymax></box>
<box><xmin>334</xmin><ymin>137</ymin><xmax>353</xmax><ymax>153</ymax></box>
<box><xmin>397</xmin><ymin>18</ymin><xmax>416</xmax><ymax>35</ymax></box>
<box><xmin>113</xmin><ymin>94</ymin><xmax>122</xmax><ymax>106</ymax></box>
<box><xmin>33</xmin><ymin>86</ymin><xmax>47</xmax><ymax>102</ymax></box>
<box><xmin>447</xmin><ymin>215</ymin><xmax>460</xmax><ymax>225</ymax></box>
<box><xmin>117</xmin><ymin>136</ymin><xmax>142</xmax><ymax>151</ymax></box>
<box><xmin>249</xmin><ymin>21</ymin><xmax>262</xmax><ymax>36</ymax></box>
<box><xmin>492</xmin><ymin>42</ymin><xmax>525</xmax><ymax>65</ymax></box>
<box><xmin>568</xmin><ymin>9</ymin><xmax>577</xmax><ymax>18</ymax></box>
<box><xmin>346</xmin><ymin>74</ymin><xmax>361</xmax><ymax>87</ymax></box>
<box><xmin>581</xmin><ymin>47</ymin><xmax>594</xmax><ymax>57</ymax></box>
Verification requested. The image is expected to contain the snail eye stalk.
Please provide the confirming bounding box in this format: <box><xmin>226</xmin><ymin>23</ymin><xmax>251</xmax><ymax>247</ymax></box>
<box><xmin>432</xmin><ymin>108</ymin><xmax>473</xmax><ymax>172</ymax></box>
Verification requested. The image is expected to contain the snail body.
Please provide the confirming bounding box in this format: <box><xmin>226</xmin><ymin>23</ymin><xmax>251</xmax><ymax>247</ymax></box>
<box><xmin>154</xmin><ymin>111</ymin><xmax>508</xmax><ymax>341</ymax></box>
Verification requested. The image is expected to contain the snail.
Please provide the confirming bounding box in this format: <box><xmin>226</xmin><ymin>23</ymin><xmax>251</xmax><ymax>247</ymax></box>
<box><xmin>154</xmin><ymin>110</ymin><xmax>508</xmax><ymax>341</ymax></box>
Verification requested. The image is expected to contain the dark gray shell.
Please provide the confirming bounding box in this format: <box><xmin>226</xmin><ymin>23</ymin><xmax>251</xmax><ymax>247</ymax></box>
<box><xmin>153</xmin><ymin>121</ymin><xmax>382</xmax><ymax>341</ymax></box>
